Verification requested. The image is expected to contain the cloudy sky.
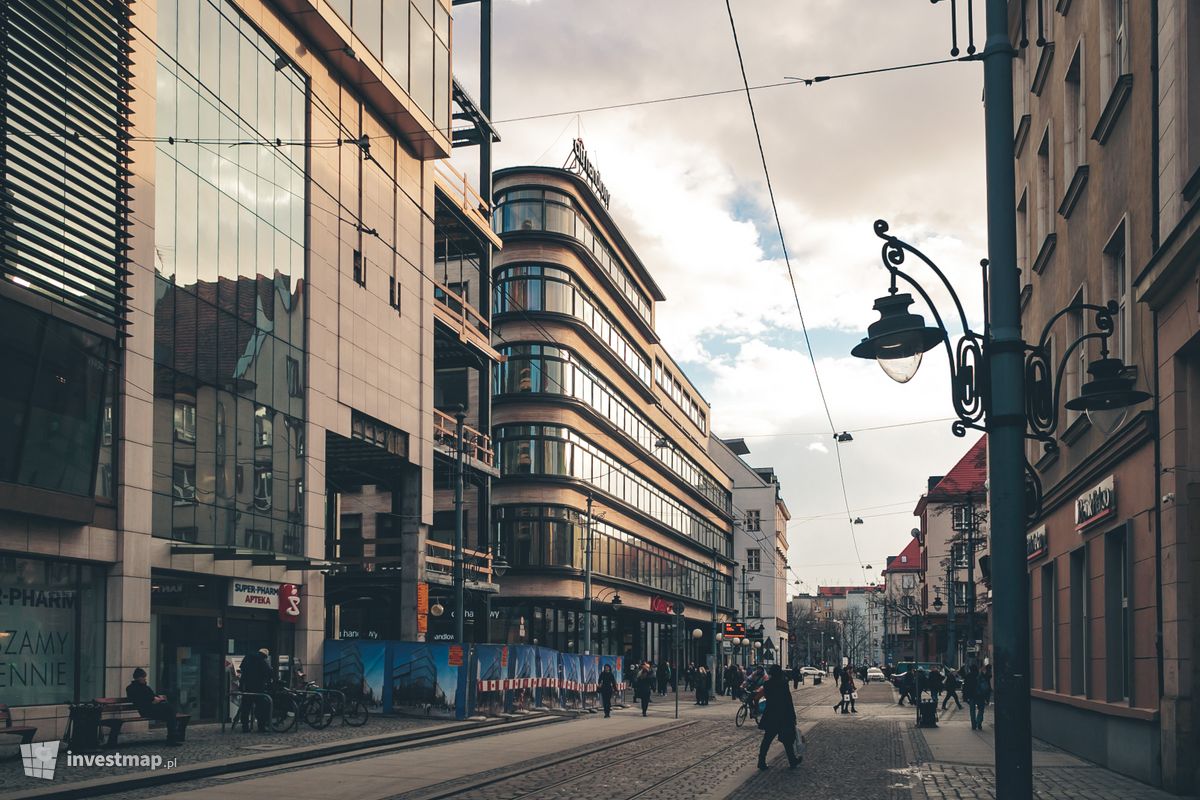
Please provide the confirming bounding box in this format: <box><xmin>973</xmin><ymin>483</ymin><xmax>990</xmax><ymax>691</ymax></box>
<box><xmin>452</xmin><ymin>0</ymin><xmax>988</xmax><ymax>593</ymax></box>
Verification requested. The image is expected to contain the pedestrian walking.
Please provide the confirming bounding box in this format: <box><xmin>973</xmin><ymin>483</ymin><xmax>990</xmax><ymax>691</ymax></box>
<box><xmin>635</xmin><ymin>661</ymin><xmax>654</xmax><ymax>716</ymax></box>
<box><xmin>790</xmin><ymin>664</ymin><xmax>801</xmax><ymax>689</ymax></box>
<box><xmin>928</xmin><ymin>666</ymin><xmax>945</xmax><ymax>709</ymax></box>
<box><xmin>834</xmin><ymin>664</ymin><xmax>857</xmax><ymax>713</ymax></box>
<box><xmin>238</xmin><ymin>647</ymin><xmax>273</xmax><ymax>733</ymax></box>
<box><xmin>599</xmin><ymin>664</ymin><xmax>617</xmax><ymax>718</ymax></box>
<box><xmin>833</xmin><ymin>664</ymin><xmax>842</xmax><ymax>684</ymax></box>
<box><xmin>897</xmin><ymin>669</ymin><xmax>912</xmax><ymax>706</ymax></box>
<box><xmin>964</xmin><ymin>664</ymin><xmax>991</xmax><ymax>730</ymax></box>
<box><xmin>126</xmin><ymin>668</ymin><xmax>185</xmax><ymax>745</ymax></box>
<box><xmin>757</xmin><ymin>665</ymin><xmax>801</xmax><ymax>770</ymax></box>
<box><xmin>695</xmin><ymin>665</ymin><xmax>711</xmax><ymax>705</ymax></box>
<box><xmin>942</xmin><ymin>668</ymin><xmax>964</xmax><ymax>710</ymax></box>
<box><xmin>656</xmin><ymin>660</ymin><xmax>671</xmax><ymax>696</ymax></box>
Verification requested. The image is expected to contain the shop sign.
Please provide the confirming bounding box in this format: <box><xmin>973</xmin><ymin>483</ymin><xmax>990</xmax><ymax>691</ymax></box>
<box><xmin>1026</xmin><ymin>525</ymin><xmax>1047</xmax><ymax>561</ymax></box>
<box><xmin>649</xmin><ymin>596</ymin><xmax>672</xmax><ymax>614</ymax></box>
<box><xmin>417</xmin><ymin>582</ymin><xmax>429</xmax><ymax>614</ymax></box>
<box><xmin>1075</xmin><ymin>476</ymin><xmax>1116</xmax><ymax>531</ymax></box>
<box><xmin>565</xmin><ymin>138</ymin><xmax>611</xmax><ymax>208</ymax></box>
<box><xmin>277</xmin><ymin>584</ymin><xmax>301</xmax><ymax>623</ymax></box>
<box><xmin>448</xmin><ymin>645</ymin><xmax>464</xmax><ymax>666</ymax></box>
<box><xmin>228</xmin><ymin>579</ymin><xmax>281</xmax><ymax>610</ymax></box>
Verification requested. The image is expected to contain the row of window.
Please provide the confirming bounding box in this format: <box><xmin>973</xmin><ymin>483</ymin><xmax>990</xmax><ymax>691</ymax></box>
<box><xmin>493</xmin><ymin>187</ymin><xmax>653</xmax><ymax>325</ymax></box>
<box><xmin>495</xmin><ymin>343</ymin><xmax>731</xmax><ymax>514</ymax></box>
<box><xmin>495</xmin><ymin>424</ymin><xmax>732</xmax><ymax>557</ymax></box>
<box><xmin>495</xmin><ymin>504</ymin><xmax>734</xmax><ymax>607</ymax></box>
<box><xmin>494</xmin><ymin>265</ymin><xmax>652</xmax><ymax>387</ymax></box>
<box><xmin>323</xmin><ymin>0</ymin><xmax>451</xmax><ymax>134</ymax></box>
<box><xmin>1036</xmin><ymin>525</ymin><xmax>1131</xmax><ymax>702</ymax></box>
<box><xmin>654</xmin><ymin>359</ymin><xmax>707</xmax><ymax>435</ymax></box>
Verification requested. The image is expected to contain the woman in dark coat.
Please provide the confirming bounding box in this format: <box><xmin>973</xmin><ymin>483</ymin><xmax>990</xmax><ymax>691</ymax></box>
<box><xmin>757</xmin><ymin>665</ymin><xmax>800</xmax><ymax>769</ymax></box>
<box><xmin>598</xmin><ymin>664</ymin><xmax>618</xmax><ymax>718</ymax></box>
<box><xmin>634</xmin><ymin>662</ymin><xmax>654</xmax><ymax>716</ymax></box>
<box><xmin>694</xmin><ymin>666</ymin><xmax>710</xmax><ymax>705</ymax></box>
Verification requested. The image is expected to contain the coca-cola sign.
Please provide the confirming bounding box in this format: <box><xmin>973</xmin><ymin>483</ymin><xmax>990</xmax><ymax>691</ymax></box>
<box><xmin>1075</xmin><ymin>475</ymin><xmax>1116</xmax><ymax>531</ymax></box>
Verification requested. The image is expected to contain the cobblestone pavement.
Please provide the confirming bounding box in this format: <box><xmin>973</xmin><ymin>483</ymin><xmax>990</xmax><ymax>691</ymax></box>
<box><xmin>0</xmin><ymin>714</ymin><xmax>437</xmax><ymax>795</ymax></box>
<box><xmin>389</xmin><ymin>719</ymin><xmax>762</xmax><ymax>800</ymax></box>
<box><xmin>911</xmin><ymin>762</ymin><xmax>1193</xmax><ymax>800</ymax></box>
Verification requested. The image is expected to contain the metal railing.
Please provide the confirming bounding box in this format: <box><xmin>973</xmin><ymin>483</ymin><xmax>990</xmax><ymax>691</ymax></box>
<box><xmin>434</xmin><ymin>161</ymin><xmax>497</xmax><ymax>243</ymax></box>
<box><xmin>433</xmin><ymin>408</ymin><xmax>494</xmax><ymax>466</ymax></box>
<box><xmin>425</xmin><ymin>538</ymin><xmax>494</xmax><ymax>583</ymax></box>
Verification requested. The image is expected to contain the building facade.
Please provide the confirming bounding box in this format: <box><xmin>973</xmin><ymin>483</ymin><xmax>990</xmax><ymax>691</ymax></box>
<box><xmin>488</xmin><ymin>162</ymin><xmax>736</xmax><ymax>665</ymax></box>
<box><xmin>1</xmin><ymin>0</ymin><xmax>463</xmax><ymax>732</ymax></box>
<box><xmin>880</xmin><ymin>536</ymin><xmax>924</xmax><ymax>664</ymax></box>
<box><xmin>710</xmin><ymin>438</ymin><xmax>790</xmax><ymax>667</ymax></box>
<box><xmin>913</xmin><ymin>436</ymin><xmax>990</xmax><ymax>667</ymax></box>
<box><xmin>1009</xmin><ymin>0</ymin><xmax>1176</xmax><ymax>788</ymax></box>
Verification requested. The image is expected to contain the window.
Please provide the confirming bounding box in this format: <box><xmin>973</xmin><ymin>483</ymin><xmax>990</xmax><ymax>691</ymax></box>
<box><xmin>747</xmin><ymin>591</ymin><xmax>762</xmax><ymax>618</ymax></box>
<box><xmin>254</xmin><ymin>405</ymin><xmax>273</xmax><ymax>448</ymax></box>
<box><xmin>746</xmin><ymin>548</ymin><xmax>761</xmax><ymax>572</ymax></box>
<box><xmin>352</xmin><ymin>249</ymin><xmax>366</xmax><ymax>287</ymax></box>
<box><xmin>1036</xmin><ymin>128</ymin><xmax>1055</xmax><ymax>246</ymax></box>
<box><xmin>1069</xmin><ymin>546</ymin><xmax>1089</xmax><ymax>695</ymax></box>
<box><xmin>286</xmin><ymin>356</ymin><xmax>302</xmax><ymax>398</ymax></box>
<box><xmin>173</xmin><ymin>464</ymin><xmax>196</xmax><ymax>505</ymax></box>
<box><xmin>1064</xmin><ymin>43</ymin><xmax>1086</xmax><ymax>174</ymax></box>
<box><xmin>1017</xmin><ymin>188</ymin><xmax>1030</xmax><ymax>287</ymax></box>
<box><xmin>1066</xmin><ymin>287</ymin><xmax>1086</xmax><ymax>425</ymax></box>
<box><xmin>1041</xmin><ymin>561</ymin><xmax>1057</xmax><ymax>691</ymax></box>
<box><xmin>1105</xmin><ymin>526</ymin><xmax>1131</xmax><ymax>700</ymax></box>
<box><xmin>745</xmin><ymin>509</ymin><xmax>761</xmax><ymax>532</ymax></box>
<box><xmin>173</xmin><ymin>401</ymin><xmax>197</xmax><ymax>442</ymax></box>
<box><xmin>1102</xmin><ymin>0</ymin><xmax>1129</xmax><ymax>97</ymax></box>
<box><xmin>1103</xmin><ymin>220</ymin><xmax>1131</xmax><ymax>362</ymax></box>
<box><xmin>253</xmin><ymin>465</ymin><xmax>272</xmax><ymax>511</ymax></box>
<box><xmin>388</xmin><ymin>276</ymin><xmax>400</xmax><ymax>310</ymax></box>
<box><xmin>953</xmin><ymin>581</ymin><xmax>969</xmax><ymax>609</ymax></box>
<box><xmin>1187</xmin><ymin>4</ymin><xmax>1200</xmax><ymax>183</ymax></box>
<box><xmin>952</xmin><ymin>542</ymin><xmax>970</xmax><ymax>569</ymax></box>
<box><xmin>434</xmin><ymin>368</ymin><xmax>469</xmax><ymax>411</ymax></box>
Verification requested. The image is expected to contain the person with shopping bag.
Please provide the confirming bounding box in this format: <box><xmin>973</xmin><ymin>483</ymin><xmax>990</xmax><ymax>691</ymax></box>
<box><xmin>834</xmin><ymin>662</ymin><xmax>857</xmax><ymax>713</ymax></box>
<box><xmin>757</xmin><ymin>665</ymin><xmax>801</xmax><ymax>770</ymax></box>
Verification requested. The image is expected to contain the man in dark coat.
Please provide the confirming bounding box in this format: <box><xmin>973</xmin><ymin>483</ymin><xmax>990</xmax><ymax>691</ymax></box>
<box><xmin>757</xmin><ymin>665</ymin><xmax>800</xmax><ymax>770</ymax></box>
<box><xmin>598</xmin><ymin>664</ymin><xmax>618</xmax><ymax>718</ymax></box>
<box><xmin>238</xmin><ymin>647</ymin><xmax>273</xmax><ymax>732</ymax></box>
<box><xmin>126</xmin><ymin>668</ymin><xmax>184</xmax><ymax>744</ymax></box>
<box><xmin>634</xmin><ymin>662</ymin><xmax>654</xmax><ymax>716</ymax></box>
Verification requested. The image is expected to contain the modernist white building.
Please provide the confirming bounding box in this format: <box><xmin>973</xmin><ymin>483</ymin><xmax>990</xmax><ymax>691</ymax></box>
<box><xmin>710</xmin><ymin>437</ymin><xmax>790</xmax><ymax>667</ymax></box>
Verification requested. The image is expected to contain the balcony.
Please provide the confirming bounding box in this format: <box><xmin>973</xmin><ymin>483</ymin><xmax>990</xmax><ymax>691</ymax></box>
<box><xmin>433</xmin><ymin>408</ymin><xmax>498</xmax><ymax>475</ymax></box>
<box><xmin>433</xmin><ymin>281</ymin><xmax>504</xmax><ymax>363</ymax></box>
<box><xmin>435</xmin><ymin>161</ymin><xmax>502</xmax><ymax>249</ymax></box>
<box><xmin>424</xmin><ymin>539</ymin><xmax>498</xmax><ymax>591</ymax></box>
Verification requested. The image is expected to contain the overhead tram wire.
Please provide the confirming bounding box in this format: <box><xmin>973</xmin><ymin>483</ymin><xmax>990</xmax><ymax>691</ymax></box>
<box><xmin>736</xmin><ymin>417</ymin><xmax>956</xmax><ymax>438</ymax></box>
<box><xmin>723</xmin><ymin>0</ymin><xmax>866</xmax><ymax>582</ymax></box>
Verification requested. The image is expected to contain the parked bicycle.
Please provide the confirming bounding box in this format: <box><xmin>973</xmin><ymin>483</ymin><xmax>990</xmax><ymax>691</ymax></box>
<box><xmin>298</xmin><ymin>681</ymin><xmax>369</xmax><ymax>729</ymax></box>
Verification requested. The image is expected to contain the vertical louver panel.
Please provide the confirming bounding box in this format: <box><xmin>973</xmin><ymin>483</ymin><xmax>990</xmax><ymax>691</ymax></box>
<box><xmin>0</xmin><ymin>0</ymin><xmax>133</xmax><ymax>333</ymax></box>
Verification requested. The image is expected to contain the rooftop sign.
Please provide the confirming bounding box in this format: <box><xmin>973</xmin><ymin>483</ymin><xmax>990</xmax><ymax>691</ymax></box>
<box><xmin>565</xmin><ymin>138</ymin><xmax>611</xmax><ymax>208</ymax></box>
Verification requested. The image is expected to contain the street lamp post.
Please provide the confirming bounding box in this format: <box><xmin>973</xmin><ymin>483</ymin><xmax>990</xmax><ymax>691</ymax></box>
<box><xmin>454</xmin><ymin>409</ymin><xmax>466</xmax><ymax>647</ymax></box>
<box><xmin>583</xmin><ymin>493</ymin><xmax>594</xmax><ymax>654</ymax></box>
<box><xmin>851</xmin><ymin>5</ymin><xmax>1150</xmax><ymax>793</ymax></box>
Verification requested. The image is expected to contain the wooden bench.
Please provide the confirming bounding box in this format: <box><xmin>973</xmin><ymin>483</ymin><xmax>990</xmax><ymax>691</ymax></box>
<box><xmin>95</xmin><ymin>698</ymin><xmax>190</xmax><ymax>746</ymax></box>
<box><xmin>0</xmin><ymin>705</ymin><xmax>37</xmax><ymax>745</ymax></box>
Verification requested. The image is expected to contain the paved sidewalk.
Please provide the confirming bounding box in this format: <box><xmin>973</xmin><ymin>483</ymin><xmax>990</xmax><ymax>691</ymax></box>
<box><xmin>905</xmin><ymin>705</ymin><xmax>1194</xmax><ymax>799</ymax></box>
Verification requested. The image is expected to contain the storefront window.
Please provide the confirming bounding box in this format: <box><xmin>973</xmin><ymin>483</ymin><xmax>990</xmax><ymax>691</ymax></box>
<box><xmin>0</xmin><ymin>556</ymin><xmax>106</xmax><ymax>706</ymax></box>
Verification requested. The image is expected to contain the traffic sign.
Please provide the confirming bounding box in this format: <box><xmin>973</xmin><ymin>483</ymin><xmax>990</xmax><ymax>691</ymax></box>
<box><xmin>672</xmin><ymin>600</ymin><xmax>685</xmax><ymax>616</ymax></box>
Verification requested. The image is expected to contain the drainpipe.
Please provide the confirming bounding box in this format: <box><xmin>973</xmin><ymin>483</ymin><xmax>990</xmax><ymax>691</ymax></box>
<box><xmin>1149</xmin><ymin>0</ymin><xmax>1164</xmax><ymax>706</ymax></box>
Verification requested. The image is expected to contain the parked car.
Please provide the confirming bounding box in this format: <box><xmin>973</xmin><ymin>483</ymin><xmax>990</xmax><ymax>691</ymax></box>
<box><xmin>800</xmin><ymin>666</ymin><xmax>825</xmax><ymax>678</ymax></box>
<box><xmin>866</xmin><ymin>667</ymin><xmax>886</xmax><ymax>683</ymax></box>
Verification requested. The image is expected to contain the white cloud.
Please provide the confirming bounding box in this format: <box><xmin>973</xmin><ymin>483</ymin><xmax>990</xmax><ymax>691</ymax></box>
<box><xmin>807</xmin><ymin>441</ymin><xmax>829</xmax><ymax>454</ymax></box>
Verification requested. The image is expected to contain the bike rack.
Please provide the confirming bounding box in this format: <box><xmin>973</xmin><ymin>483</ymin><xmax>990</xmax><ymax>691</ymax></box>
<box><xmin>223</xmin><ymin>691</ymin><xmax>274</xmax><ymax>734</ymax></box>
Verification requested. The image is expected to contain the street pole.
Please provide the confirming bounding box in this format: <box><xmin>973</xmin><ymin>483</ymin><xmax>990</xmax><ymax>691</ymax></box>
<box><xmin>584</xmin><ymin>493</ymin><xmax>593</xmax><ymax>654</ymax></box>
<box><xmin>710</xmin><ymin>547</ymin><xmax>718</xmax><ymax>691</ymax></box>
<box><xmin>981</xmin><ymin>0</ymin><xmax>1032</xmax><ymax>794</ymax></box>
<box><xmin>967</xmin><ymin>495</ymin><xmax>978</xmax><ymax>663</ymax></box>
<box><xmin>454</xmin><ymin>409</ymin><xmax>466</xmax><ymax>646</ymax></box>
<box><xmin>946</xmin><ymin>559</ymin><xmax>957</xmax><ymax>665</ymax></box>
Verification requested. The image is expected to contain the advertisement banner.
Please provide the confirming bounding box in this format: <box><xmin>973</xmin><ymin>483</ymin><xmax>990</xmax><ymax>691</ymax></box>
<box><xmin>560</xmin><ymin>653</ymin><xmax>582</xmax><ymax>710</ymax></box>
<box><xmin>580</xmin><ymin>655</ymin><xmax>600</xmax><ymax>709</ymax></box>
<box><xmin>507</xmin><ymin>645</ymin><xmax>538</xmax><ymax>713</ymax></box>
<box><xmin>388</xmin><ymin>643</ymin><xmax>463</xmax><ymax>719</ymax></box>
<box><xmin>535</xmin><ymin>647</ymin><xmax>559</xmax><ymax>709</ymax></box>
<box><xmin>472</xmin><ymin>645</ymin><xmax>508</xmax><ymax>717</ymax></box>
<box><xmin>323</xmin><ymin>640</ymin><xmax>388</xmax><ymax>713</ymax></box>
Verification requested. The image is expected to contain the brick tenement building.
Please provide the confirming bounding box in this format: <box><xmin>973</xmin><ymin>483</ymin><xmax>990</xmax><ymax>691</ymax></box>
<box><xmin>1012</xmin><ymin>1</ymin><xmax>1197</xmax><ymax>791</ymax></box>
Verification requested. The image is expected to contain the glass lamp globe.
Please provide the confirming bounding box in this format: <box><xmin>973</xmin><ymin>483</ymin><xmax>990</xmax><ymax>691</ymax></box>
<box><xmin>1086</xmin><ymin>406</ymin><xmax>1128</xmax><ymax>437</ymax></box>
<box><xmin>876</xmin><ymin>346</ymin><xmax>923</xmax><ymax>384</ymax></box>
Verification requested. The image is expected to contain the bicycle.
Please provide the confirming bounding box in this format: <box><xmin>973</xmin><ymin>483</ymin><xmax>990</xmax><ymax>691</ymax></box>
<box><xmin>266</xmin><ymin>683</ymin><xmax>300</xmax><ymax>733</ymax></box>
<box><xmin>734</xmin><ymin>693</ymin><xmax>761</xmax><ymax>728</ymax></box>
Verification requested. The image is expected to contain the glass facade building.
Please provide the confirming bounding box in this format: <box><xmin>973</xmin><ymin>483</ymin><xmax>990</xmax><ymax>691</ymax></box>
<box><xmin>151</xmin><ymin>0</ymin><xmax>308</xmax><ymax>552</ymax></box>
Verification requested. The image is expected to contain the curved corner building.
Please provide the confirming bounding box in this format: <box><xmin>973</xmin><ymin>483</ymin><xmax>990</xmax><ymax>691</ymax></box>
<box><xmin>489</xmin><ymin>165</ymin><xmax>736</xmax><ymax>663</ymax></box>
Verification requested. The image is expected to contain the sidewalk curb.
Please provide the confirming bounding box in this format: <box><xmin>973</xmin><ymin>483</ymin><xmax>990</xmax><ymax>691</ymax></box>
<box><xmin>1</xmin><ymin>714</ymin><xmax>566</xmax><ymax>800</ymax></box>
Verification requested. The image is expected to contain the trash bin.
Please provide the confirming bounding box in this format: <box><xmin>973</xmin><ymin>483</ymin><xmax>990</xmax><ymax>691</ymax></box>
<box><xmin>66</xmin><ymin>702</ymin><xmax>102</xmax><ymax>752</ymax></box>
<box><xmin>917</xmin><ymin>699</ymin><xmax>939</xmax><ymax>728</ymax></box>
<box><xmin>813</xmin><ymin>675</ymin><xmax>822</xmax><ymax>686</ymax></box>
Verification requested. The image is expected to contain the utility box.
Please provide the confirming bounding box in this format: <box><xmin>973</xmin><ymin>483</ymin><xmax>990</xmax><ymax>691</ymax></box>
<box><xmin>917</xmin><ymin>699</ymin><xmax>939</xmax><ymax>728</ymax></box>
